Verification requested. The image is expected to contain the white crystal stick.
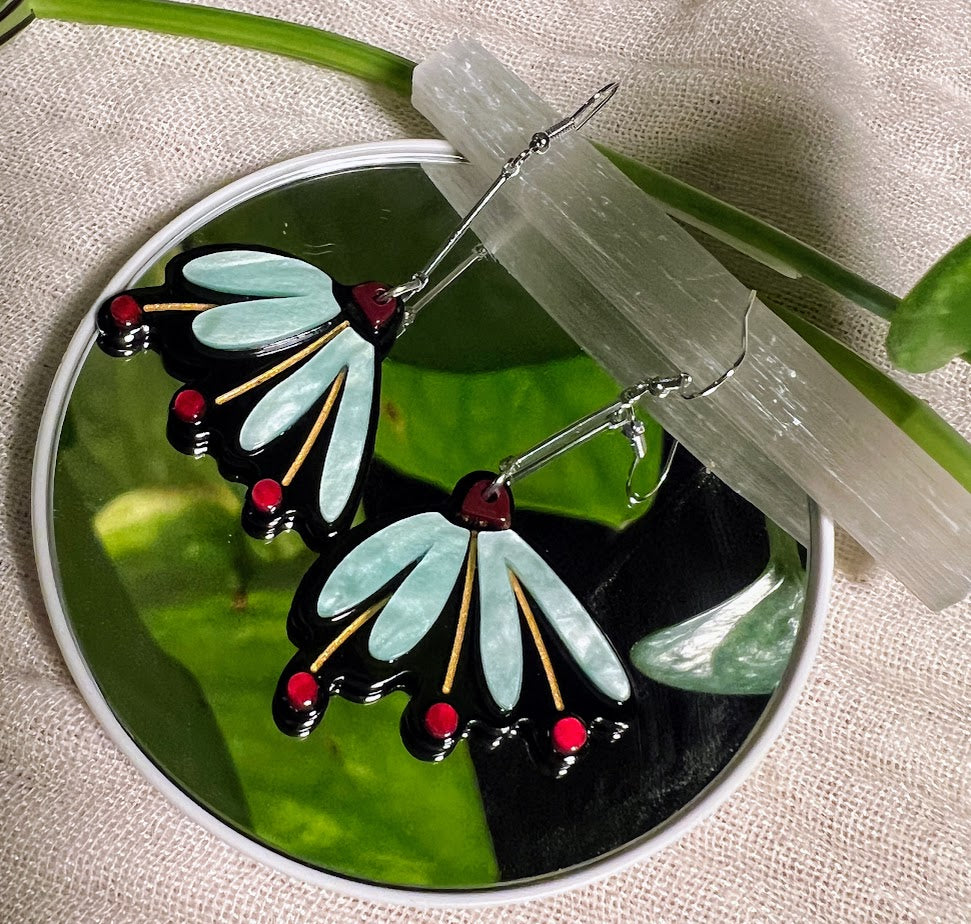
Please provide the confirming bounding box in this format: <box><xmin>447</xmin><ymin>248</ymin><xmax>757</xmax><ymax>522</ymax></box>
<box><xmin>413</xmin><ymin>40</ymin><xmax>971</xmax><ymax>611</ymax></box>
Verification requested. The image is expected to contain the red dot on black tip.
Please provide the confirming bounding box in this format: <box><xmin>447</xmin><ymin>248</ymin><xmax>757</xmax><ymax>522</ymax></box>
<box><xmin>171</xmin><ymin>389</ymin><xmax>207</xmax><ymax>424</ymax></box>
<box><xmin>251</xmin><ymin>478</ymin><xmax>283</xmax><ymax>514</ymax></box>
<box><xmin>286</xmin><ymin>671</ymin><xmax>319</xmax><ymax>711</ymax></box>
<box><xmin>109</xmin><ymin>294</ymin><xmax>142</xmax><ymax>328</ymax></box>
<box><xmin>423</xmin><ymin>702</ymin><xmax>459</xmax><ymax>739</ymax></box>
<box><xmin>551</xmin><ymin>716</ymin><xmax>588</xmax><ymax>756</ymax></box>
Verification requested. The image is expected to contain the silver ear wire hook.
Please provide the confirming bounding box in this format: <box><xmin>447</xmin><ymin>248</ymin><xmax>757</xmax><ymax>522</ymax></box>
<box><xmin>679</xmin><ymin>289</ymin><xmax>756</xmax><ymax>400</ymax></box>
<box><xmin>622</xmin><ymin>288</ymin><xmax>756</xmax><ymax>504</ymax></box>
<box><xmin>490</xmin><ymin>289</ymin><xmax>757</xmax><ymax>505</ymax></box>
<box><xmin>380</xmin><ymin>82</ymin><xmax>620</xmax><ymax>305</ymax></box>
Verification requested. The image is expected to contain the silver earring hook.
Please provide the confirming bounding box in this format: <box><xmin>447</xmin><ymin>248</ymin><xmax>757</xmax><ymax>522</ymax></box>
<box><xmin>380</xmin><ymin>82</ymin><xmax>620</xmax><ymax>305</ymax></box>
<box><xmin>490</xmin><ymin>289</ymin><xmax>757</xmax><ymax>504</ymax></box>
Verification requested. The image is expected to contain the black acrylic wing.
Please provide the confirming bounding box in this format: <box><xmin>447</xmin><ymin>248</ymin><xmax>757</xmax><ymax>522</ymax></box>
<box><xmin>96</xmin><ymin>245</ymin><xmax>403</xmax><ymax>549</ymax></box>
<box><xmin>272</xmin><ymin>473</ymin><xmax>635</xmax><ymax>776</ymax></box>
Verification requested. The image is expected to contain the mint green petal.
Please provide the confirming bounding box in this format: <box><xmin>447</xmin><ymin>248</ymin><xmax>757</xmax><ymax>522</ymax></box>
<box><xmin>238</xmin><ymin>327</ymin><xmax>366</xmax><ymax>452</ymax></box>
<box><xmin>192</xmin><ymin>294</ymin><xmax>340</xmax><ymax>351</ymax></box>
<box><xmin>183</xmin><ymin>250</ymin><xmax>333</xmax><ymax>297</ymax></box>
<box><xmin>493</xmin><ymin>531</ymin><xmax>631</xmax><ymax>702</ymax></box>
<box><xmin>186</xmin><ymin>250</ymin><xmax>340</xmax><ymax>351</ymax></box>
<box><xmin>319</xmin><ymin>338</ymin><xmax>375</xmax><ymax>523</ymax></box>
<box><xmin>368</xmin><ymin>526</ymin><xmax>470</xmax><ymax>662</ymax></box>
<box><xmin>317</xmin><ymin>512</ymin><xmax>468</xmax><ymax>618</ymax></box>
<box><xmin>475</xmin><ymin>533</ymin><xmax>523</xmax><ymax>711</ymax></box>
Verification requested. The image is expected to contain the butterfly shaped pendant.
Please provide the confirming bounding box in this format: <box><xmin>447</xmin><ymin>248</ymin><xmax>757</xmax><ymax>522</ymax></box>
<box><xmin>96</xmin><ymin>245</ymin><xmax>404</xmax><ymax>549</ymax></box>
<box><xmin>274</xmin><ymin>472</ymin><xmax>634</xmax><ymax>776</ymax></box>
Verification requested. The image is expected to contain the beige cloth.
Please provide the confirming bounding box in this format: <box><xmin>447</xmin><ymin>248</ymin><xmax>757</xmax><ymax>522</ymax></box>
<box><xmin>1</xmin><ymin>1</ymin><xmax>969</xmax><ymax>921</ymax></box>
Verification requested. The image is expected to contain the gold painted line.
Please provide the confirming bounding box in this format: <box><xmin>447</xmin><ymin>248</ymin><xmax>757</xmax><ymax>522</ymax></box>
<box><xmin>510</xmin><ymin>572</ymin><xmax>564</xmax><ymax>712</ymax></box>
<box><xmin>310</xmin><ymin>597</ymin><xmax>389</xmax><ymax>674</ymax></box>
<box><xmin>215</xmin><ymin>321</ymin><xmax>348</xmax><ymax>406</ymax></box>
<box><xmin>142</xmin><ymin>302</ymin><xmax>214</xmax><ymax>312</ymax></box>
<box><xmin>441</xmin><ymin>533</ymin><xmax>477</xmax><ymax>695</ymax></box>
<box><xmin>281</xmin><ymin>367</ymin><xmax>346</xmax><ymax>487</ymax></box>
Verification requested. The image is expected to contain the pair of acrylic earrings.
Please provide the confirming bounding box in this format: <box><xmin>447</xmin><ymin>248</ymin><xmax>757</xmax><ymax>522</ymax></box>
<box><xmin>96</xmin><ymin>85</ymin><xmax>752</xmax><ymax>775</ymax></box>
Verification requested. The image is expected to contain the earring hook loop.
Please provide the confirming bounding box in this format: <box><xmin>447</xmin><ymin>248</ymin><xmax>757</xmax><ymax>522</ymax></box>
<box><xmin>490</xmin><ymin>289</ymin><xmax>757</xmax><ymax>504</ymax></box>
<box><xmin>380</xmin><ymin>82</ymin><xmax>620</xmax><ymax>305</ymax></box>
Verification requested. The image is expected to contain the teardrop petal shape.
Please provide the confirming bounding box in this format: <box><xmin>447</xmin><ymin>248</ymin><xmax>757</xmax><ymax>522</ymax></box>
<box><xmin>317</xmin><ymin>337</ymin><xmax>375</xmax><ymax>523</ymax></box>
<box><xmin>484</xmin><ymin>530</ymin><xmax>631</xmax><ymax>702</ymax></box>
<box><xmin>317</xmin><ymin>512</ymin><xmax>469</xmax><ymax>619</ymax></box>
<box><xmin>367</xmin><ymin>527</ymin><xmax>471</xmax><ymax>661</ymax></box>
<box><xmin>238</xmin><ymin>327</ymin><xmax>370</xmax><ymax>452</ymax></box>
<box><xmin>186</xmin><ymin>250</ymin><xmax>340</xmax><ymax>351</ymax></box>
<box><xmin>183</xmin><ymin>250</ymin><xmax>333</xmax><ymax>297</ymax></box>
<box><xmin>475</xmin><ymin>532</ymin><xmax>524</xmax><ymax>711</ymax></box>
<box><xmin>192</xmin><ymin>295</ymin><xmax>339</xmax><ymax>351</ymax></box>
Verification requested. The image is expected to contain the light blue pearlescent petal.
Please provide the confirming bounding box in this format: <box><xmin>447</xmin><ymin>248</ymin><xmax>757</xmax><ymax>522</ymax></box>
<box><xmin>476</xmin><ymin>532</ymin><xmax>524</xmax><ymax>711</ymax></box>
<box><xmin>186</xmin><ymin>251</ymin><xmax>340</xmax><ymax>351</ymax></box>
<box><xmin>318</xmin><ymin>338</ymin><xmax>375</xmax><ymax>524</ymax></box>
<box><xmin>183</xmin><ymin>250</ymin><xmax>332</xmax><ymax>297</ymax></box>
<box><xmin>488</xmin><ymin>531</ymin><xmax>631</xmax><ymax>702</ymax></box>
<box><xmin>238</xmin><ymin>327</ymin><xmax>369</xmax><ymax>452</ymax></box>
<box><xmin>192</xmin><ymin>295</ymin><xmax>340</xmax><ymax>351</ymax></box>
<box><xmin>316</xmin><ymin>513</ymin><xmax>470</xmax><ymax>660</ymax></box>
<box><xmin>368</xmin><ymin>523</ymin><xmax>470</xmax><ymax>662</ymax></box>
<box><xmin>318</xmin><ymin>513</ymin><xmax>466</xmax><ymax>616</ymax></box>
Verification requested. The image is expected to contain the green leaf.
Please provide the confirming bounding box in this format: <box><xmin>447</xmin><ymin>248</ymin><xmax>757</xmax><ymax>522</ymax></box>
<box><xmin>93</xmin><ymin>485</ymin><xmax>310</xmax><ymax>608</ymax></box>
<box><xmin>630</xmin><ymin>520</ymin><xmax>806</xmax><ymax>695</ymax></box>
<box><xmin>52</xmin><ymin>464</ymin><xmax>252</xmax><ymax>827</ymax></box>
<box><xmin>375</xmin><ymin>354</ymin><xmax>664</xmax><ymax>529</ymax></box>
<box><xmin>599</xmin><ymin>147</ymin><xmax>901</xmax><ymax>320</ymax></box>
<box><xmin>887</xmin><ymin>234</ymin><xmax>971</xmax><ymax>372</ymax></box>
<box><xmin>32</xmin><ymin>0</ymin><xmax>414</xmax><ymax>95</ymax></box>
<box><xmin>62</xmin><ymin>348</ymin><xmax>222</xmax><ymax>496</ymax></box>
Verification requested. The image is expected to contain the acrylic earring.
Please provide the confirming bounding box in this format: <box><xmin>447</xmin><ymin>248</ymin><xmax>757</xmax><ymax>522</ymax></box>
<box><xmin>93</xmin><ymin>84</ymin><xmax>618</xmax><ymax>550</ymax></box>
<box><xmin>272</xmin><ymin>298</ymin><xmax>754</xmax><ymax>776</ymax></box>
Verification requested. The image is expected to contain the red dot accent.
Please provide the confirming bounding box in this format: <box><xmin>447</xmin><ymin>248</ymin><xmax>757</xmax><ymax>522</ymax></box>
<box><xmin>351</xmin><ymin>281</ymin><xmax>398</xmax><ymax>332</ymax></box>
<box><xmin>286</xmin><ymin>672</ymin><xmax>319</xmax><ymax>711</ymax></box>
<box><xmin>171</xmin><ymin>389</ymin><xmax>206</xmax><ymax>423</ymax></box>
<box><xmin>251</xmin><ymin>478</ymin><xmax>283</xmax><ymax>514</ymax></box>
<box><xmin>458</xmin><ymin>478</ymin><xmax>512</xmax><ymax>531</ymax></box>
<box><xmin>551</xmin><ymin>716</ymin><xmax>588</xmax><ymax>756</ymax></box>
<box><xmin>109</xmin><ymin>294</ymin><xmax>142</xmax><ymax>328</ymax></box>
<box><xmin>423</xmin><ymin>702</ymin><xmax>459</xmax><ymax>739</ymax></box>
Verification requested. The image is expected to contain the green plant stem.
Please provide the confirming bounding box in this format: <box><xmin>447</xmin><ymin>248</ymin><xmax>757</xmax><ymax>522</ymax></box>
<box><xmin>29</xmin><ymin>0</ymin><xmax>900</xmax><ymax>321</ymax></box>
<box><xmin>21</xmin><ymin>0</ymin><xmax>971</xmax><ymax>485</ymax></box>
<box><xmin>31</xmin><ymin>0</ymin><xmax>415</xmax><ymax>95</ymax></box>
<box><xmin>601</xmin><ymin>148</ymin><xmax>900</xmax><ymax>320</ymax></box>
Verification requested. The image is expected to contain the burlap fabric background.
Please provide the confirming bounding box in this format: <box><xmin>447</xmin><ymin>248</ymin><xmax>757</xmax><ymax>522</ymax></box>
<box><xmin>2</xmin><ymin>1</ymin><xmax>969</xmax><ymax>921</ymax></box>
